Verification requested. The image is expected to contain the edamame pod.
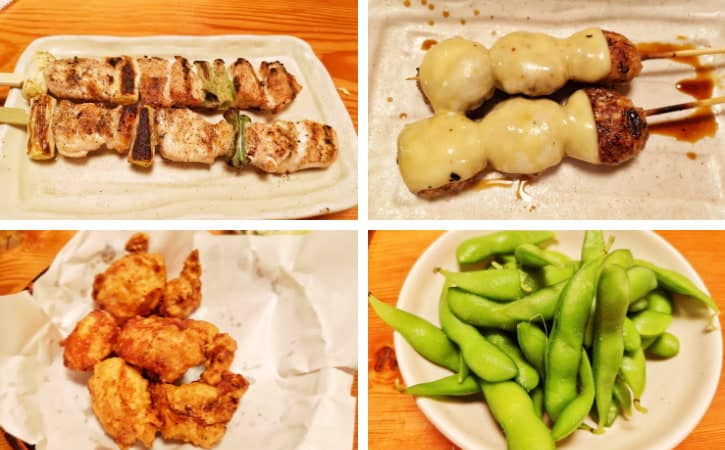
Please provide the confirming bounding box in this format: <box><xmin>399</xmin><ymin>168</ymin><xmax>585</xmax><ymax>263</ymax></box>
<box><xmin>613</xmin><ymin>377</ymin><xmax>633</xmax><ymax>419</ymax></box>
<box><xmin>545</xmin><ymin>256</ymin><xmax>603</xmax><ymax>421</ymax></box>
<box><xmin>447</xmin><ymin>282</ymin><xmax>566</xmax><ymax>331</ymax></box>
<box><xmin>645</xmin><ymin>289</ymin><xmax>673</xmax><ymax>315</ymax></box>
<box><xmin>404</xmin><ymin>374</ymin><xmax>480</xmax><ymax>397</ymax></box>
<box><xmin>626</xmin><ymin>266</ymin><xmax>658</xmax><ymax>304</ymax></box>
<box><xmin>480</xmin><ymin>380</ymin><xmax>556</xmax><ymax>450</ymax></box>
<box><xmin>515</xmin><ymin>243</ymin><xmax>565</xmax><ymax>268</ymax></box>
<box><xmin>604</xmin><ymin>249</ymin><xmax>634</xmax><ymax>269</ymax></box>
<box><xmin>457</xmin><ymin>351</ymin><xmax>470</xmax><ymax>383</ymax></box>
<box><xmin>437</xmin><ymin>268</ymin><xmax>535</xmax><ymax>301</ymax></box>
<box><xmin>623</xmin><ymin>317</ymin><xmax>642</xmax><ymax>352</ymax></box>
<box><xmin>517</xmin><ymin>322</ymin><xmax>547</xmax><ymax>377</ymax></box>
<box><xmin>646</xmin><ymin>332</ymin><xmax>680</xmax><ymax>359</ymax></box>
<box><xmin>633</xmin><ymin>259</ymin><xmax>719</xmax><ymax>313</ymax></box>
<box><xmin>369</xmin><ymin>294</ymin><xmax>459</xmax><ymax>371</ymax></box>
<box><xmin>484</xmin><ymin>329</ymin><xmax>540</xmax><ymax>392</ymax></box>
<box><xmin>581</xmin><ymin>230</ymin><xmax>606</xmax><ymax>263</ymax></box>
<box><xmin>630</xmin><ymin>310</ymin><xmax>673</xmax><ymax>337</ymax></box>
<box><xmin>457</xmin><ymin>231</ymin><xmax>555</xmax><ymax>265</ymax></box>
<box><xmin>439</xmin><ymin>287</ymin><xmax>518</xmax><ymax>382</ymax></box>
<box><xmin>620</xmin><ymin>347</ymin><xmax>647</xmax><ymax>412</ymax></box>
<box><xmin>537</xmin><ymin>263</ymin><xmax>577</xmax><ymax>286</ymax></box>
<box><xmin>593</xmin><ymin>265</ymin><xmax>629</xmax><ymax>431</ymax></box>
<box><xmin>605</xmin><ymin>399</ymin><xmax>620</xmax><ymax>427</ymax></box>
<box><xmin>628</xmin><ymin>297</ymin><xmax>649</xmax><ymax>314</ymax></box>
<box><xmin>531</xmin><ymin>386</ymin><xmax>544</xmax><ymax>418</ymax></box>
<box><xmin>551</xmin><ymin>351</ymin><xmax>595</xmax><ymax>442</ymax></box>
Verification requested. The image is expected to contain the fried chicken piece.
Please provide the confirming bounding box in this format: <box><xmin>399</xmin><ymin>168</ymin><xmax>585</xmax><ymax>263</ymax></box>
<box><xmin>88</xmin><ymin>358</ymin><xmax>160</xmax><ymax>449</ymax></box>
<box><xmin>158</xmin><ymin>249</ymin><xmax>202</xmax><ymax>319</ymax></box>
<box><xmin>124</xmin><ymin>232</ymin><xmax>150</xmax><ymax>253</ymax></box>
<box><xmin>201</xmin><ymin>333</ymin><xmax>237</xmax><ymax>385</ymax></box>
<box><xmin>93</xmin><ymin>252</ymin><xmax>166</xmax><ymax>321</ymax></box>
<box><xmin>62</xmin><ymin>310</ymin><xmax>119</xmax><ymax>371</ymax></box>
<box><xmin>115</xmin><ymin>316</ymin><xmax>218</xmax><ymax>383</ymax></box>
<box><xmin>151</xmin><ymin>372</ymin><xmax>249</xmax><ymax>448</ymax></box>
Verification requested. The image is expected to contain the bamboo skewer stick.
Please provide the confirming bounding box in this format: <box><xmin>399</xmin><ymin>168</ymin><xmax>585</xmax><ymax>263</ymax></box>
<box><xmin>640</xmin><ymin>47</ymin><xmax>725</xmax><ymax>61</ymax></box>
<box><xmin>0</xmin><ymin>107</ymin><xmax>29</xmax><ymax>125</ymax></box>
<box><xmin>645</xmin><ymin>96</ymin><xmax>725</xmax><ymax>117</ymax></box>
<box><xmin>0</xmin><ymin>73</ymin><xmax>24</xmax><ymax>87</ymax></box>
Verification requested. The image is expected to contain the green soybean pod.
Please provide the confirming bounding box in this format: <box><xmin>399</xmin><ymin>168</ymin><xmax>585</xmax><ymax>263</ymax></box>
<box><xmin>628</xmin><ymin>297</ymin><xmax>649</xmax><ymax>314</ymax></box>
<box><xmin>633</xmin><ymin>259</ymin><xmax>719</xmax><ymax>313</ymax></box>
<box><xmin>550</xmin><ymin>350</ymin><xmax>595</xmax><ymax>442</ymax></box>
<box><xmin>605</xmin><ymin>248</ymin><xmax>634</xmax><ymax>268</ymax></box>
<box><xmin>517</xmin><ymin>322</ymin><xmax>547</xmax><ymax>377</ymax></box>
<box><xmin>620</xmin><ymin>347</ymin><xmax>647</xmax><ymax>412</ymax></box>
<box><xmin>447</xmin><ymin>282</ymin><xmax>566</xmax><ymax>331</ymax></box>
<box><xmin>626</xmin><ymin>266</ymin><xmax>658</xmax><ymax>303</ymax></box>
<box><xmin>439</xmin><ymin>287</ymin><xmax>518</xmax><ymax>382</ymax></box>
<box><xmin>623</xmin><ymin>317</ymin><xmax>642</xmax><ymax>352</ymax></box>
<box><xmin>545</xmin><ymin>256</ymin><xmax>603</xmax><ymax>421</ymax></box>
<box><xmin>437</xmin><ymin>268</ymin><xmax>533</xmax><ymax>301</ymax></box>
<box><xmin>531</xmin><ymin>386</ymin><xmax>544</xmax><ymax>418</ymax></box>
<box><xmin>484</xmin><ymin>329</ymin><xmax>540</xmax><ymax>392</ymax></box>
<box><xmin>613</xmin><ymin>377</ymin><xmax>633</xmax><ymax>418</ymax></box>
<box><xmin>456</xmin><ymin>231</ymin><xmax>555</xmax><ymax>265</ymax></box>
<box><xmin>630</xmin><ymin>310</ymin><xmax>673</xmax><ymax>337</ymax></box>
<box><xmin>515</xmin><ymin>243</ymin><xmax>564</xmax><ymax>268</ymax></box>
<box><xmin>538</xmin><ymin>263</ymin><xmax>577</xmax><ymax>286</ymax></box>
<box><xmin>646</xmin><ymin>332</ymin><xmax>680</xmax><ymax>359</ymax></box>
<box><xmin>498</xmin><ymin>253</ymin><xmax>520</xmax><ymax>270</ymax></box>
<box><xmin>605</xmin><ymin>399</ymin><xmax>620</xmax><ymax>427</ymax></box>
<box><xmin>593</xmin><ymin>265</ymin><xmax>630</xmax><ymax>431</ymax></box>
<box><xmin>404</xmin><ymin>374</ymin><xmax>480</xmax><ymax>397</ymax></box>
<box><xmin>457</xmin><ymin>352</ymin><xmax>469</xmax><ymax>383</ymax></box>
<box><xmin>369</xmin><ymin>294</ymin><xmax>459</xmax><ymax>371</ymax></box>
<box><xmin>645</xmin><ymin>289</ymin><xmax>673</xmax><ymax>315</ymax></box>
<box><xmin>581</xmin><ymin>230</ymin><xmax>606</xmax><ymax>263</ymax></box>
<box><xmin>480</xmin><ymin>380</ymin><xmax>556</xmax><ymax>450</ymax></box>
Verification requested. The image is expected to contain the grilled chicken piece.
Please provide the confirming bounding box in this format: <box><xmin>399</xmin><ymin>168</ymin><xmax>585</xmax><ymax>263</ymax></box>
<box><xmin>169</xmin><ymin>56</ymin><xmax>206</xmax><ymax>107</ymax></box>
<box><xmin>52</xmin><ymin>100</ymin><xmax>139</xmax><ymax>158</ymax></box>
<box><xmin>155</xmin><ymin>108</ymin><xmax>234</xmax><ymax>165</ymax></box>
<box><xmin>229</xmin><ymin>58</ymin><xmax>301</xmax><ymax>113</ymax></box>
<box><xmin>246</xmin><ymin>120</ymin><xmax>338</xmax><ymax>173</ymax></box>
<box><xmin>137</xmin><ymin>56</ymin><xmax>171</xmax><ymax>107</ymax></box>
<box><xmin>45</xmin><ymin>56</ymin><xmax>138</xmax><ymax>104</ymax></box>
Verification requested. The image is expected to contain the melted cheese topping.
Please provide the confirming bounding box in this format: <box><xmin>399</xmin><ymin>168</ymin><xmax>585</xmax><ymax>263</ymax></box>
<box><xmin>398</xmin><ymin>89</ymin><xmax>600</xmax><ymax>193</ymax></box>
<box><xmin>564</xmin><ymin>28</ymin><xmax>611</xmax><ymax>83</ymax></box>
<box><xmin>419</xmin><ymin>38</ymin><xmax>495</xmax><ymax>113</ymax></box>
<box><xmin>398</xmin><ymin>112</ymin><xmax>487</xmax><ymax>193</ymax></box>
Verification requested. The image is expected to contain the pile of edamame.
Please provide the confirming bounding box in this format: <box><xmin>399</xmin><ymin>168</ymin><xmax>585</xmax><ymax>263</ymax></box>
<box><xmin>370</xmin><ymin>231</ymin><xmax>719</xmax><ymax>449</ymax></box>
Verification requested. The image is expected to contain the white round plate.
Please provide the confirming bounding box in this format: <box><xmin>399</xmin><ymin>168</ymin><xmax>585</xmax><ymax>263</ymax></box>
<box><xmin>395</xmin><ymin>231</ymin><xmax>722</xmax><ymax>450</ymax></box>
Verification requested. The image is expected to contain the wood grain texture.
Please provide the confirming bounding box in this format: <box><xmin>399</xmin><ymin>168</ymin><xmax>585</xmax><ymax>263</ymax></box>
<box><xmin>0</xmin><ymin>230</ymin><xmax>357</xmax><ymax>449</ymax></box>
<box><xmin>368</xmin><ymin>230</ymin><xmax>725</xmax><ymax>450</ymax></box>
<box><xmin>0</xmin><ymin>0</ymin><xmax>357</xmax><ymax>219</ymax></box>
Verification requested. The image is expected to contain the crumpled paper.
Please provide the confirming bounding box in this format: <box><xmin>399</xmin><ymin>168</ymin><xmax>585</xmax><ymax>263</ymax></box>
<box><xmin>0</xmin><ymin>231</ymin><xmax>357</xmax><ymax>450</ymax></box>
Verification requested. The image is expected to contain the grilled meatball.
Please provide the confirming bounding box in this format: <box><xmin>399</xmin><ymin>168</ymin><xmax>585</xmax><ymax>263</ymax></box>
<box><xmin>602</xmin><ymin>30</ymin><xmax>643</xmax><ymax>82</ymax></box>
<box><xmin>584</xmin><ymin>87</ymin><xmax>648</xmax><ymax>165</ymax></box>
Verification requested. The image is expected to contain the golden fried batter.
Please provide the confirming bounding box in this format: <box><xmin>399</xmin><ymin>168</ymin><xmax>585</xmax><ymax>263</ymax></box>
<box><xmin>125</xmin><ymin>232</ymin><xmax>150</xmax><ymax>253</ymax></box>
<box><xmin>201</xmin><ymin>333</ymin><xmax>237</xmax><ymax>385</ymax></box>
<box><xmin>62</xmin><ymin>310</ymin><xmax>119</xmax><ymax>371</ymax></box>
<box><xmin>151</xmin><ymin>372</ymin><xmax>249</xmax><ymax>449</ymax></box>
<box><xmin>115</xmin><ymin>316</ymin><xmax>218</xmax><ymax>383</ymax></box>
<box><xmin>93</xmin><ymin>252</ymin><xmax>166</xmax><ymax>321</ymax></box>
<box><xmin>88</xmin><ymin>357</ymin><xmax>160</xmax><ymax>449</ymax></box>
<box><xmin>159</xmin><ymin>249</ymin><xmax>202</xmax><ymax>319</ymax></box>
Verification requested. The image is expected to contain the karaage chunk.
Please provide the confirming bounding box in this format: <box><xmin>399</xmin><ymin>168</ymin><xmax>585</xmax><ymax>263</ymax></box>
<box><xmin>62</xmin><ymin>310</ymin><xmax>118</xmax><ymax>371</ymax></box>
<box><xmin>125</xmin><ymin>232</ymin><xmax>150</xmax><ymax>253</ymax></box>
<box><xmin>88</xmin><ymin>357</ymin><xmax>160</xmax><ymax>449</ymax></box>
<box><xmin>201</xmin><ymin>333</ymin><xmax>237</xmax><ymax>385</ymax></box>
<box><xmin>151</xmin><ymin>372</ymin><xmax>249</xmax><ymax>448</ymax></box>
<box><xmin>93</xmin><ymin>252</ymin><xmax>166</xmax><ymax>321</ymax></box>
<box><xmin>115</xmin><ymin>316</ymin><xmax>218</xmax><ymax>383</ymax></box>
<box><xmin>158</xmin><ymin>249</ymin><xmax>202</xmax><ymax>318</ymax></box>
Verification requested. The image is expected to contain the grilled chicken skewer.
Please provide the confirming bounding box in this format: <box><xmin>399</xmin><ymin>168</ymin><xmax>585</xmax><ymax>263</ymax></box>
<box><xmin>418</xmin><ymin>28</ymin><xmax>724</xmax><ymax>113</ymax></box>
<box><xmin>5</xmin><ymin>94</ymin><xmax>337</xmax><ymax>173</ymax></box>
<box><xmin>0</xmin><ymin>52</ymin><xmax>301</xmax><ymax>113</ymax></box>
<box><xmin>397</xmin><ymin>87</ymin><xmax>725</xmax><ymax>198</ymax></box>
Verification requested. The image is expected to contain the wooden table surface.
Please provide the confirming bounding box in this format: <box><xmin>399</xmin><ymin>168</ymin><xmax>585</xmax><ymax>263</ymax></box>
<box><xmin>369</xmin><ymin>230</ymin><xmax>725</xmax><ymax>450</ymax></box>
<box><xmin>0</xmin><ymin>230</ymin><xmax>357</xmax><ymax>450</ymax></box>
<box><xmin>0</xmin><ymin>0</ymin><xmax>358</xmax><ymax>220</ymax></box>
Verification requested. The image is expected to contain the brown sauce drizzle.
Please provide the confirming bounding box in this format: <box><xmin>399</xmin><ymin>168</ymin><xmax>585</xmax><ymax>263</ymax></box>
<box><xmin>687</xmin><ymin>152</ymin><xmax>697</xmax><ymax>160</ymax></box>
<box><xmin>475</xmin><ymin>177</ymin><xmax>533</xmax><ymax>201</ymax></box>
<box><xmin>421</xmin><ymin>39</ymin><xmax>438</xmax><ymax>50</ymax></box>
<box><xmin>637</xmin><ymin>42</ymin><xmax>717</xmax><ymax>143</ymax></box>
<box><xmin>403</xmin><ymin>0</ymin><xmax>411</xmax><ymax>6</ymax></box>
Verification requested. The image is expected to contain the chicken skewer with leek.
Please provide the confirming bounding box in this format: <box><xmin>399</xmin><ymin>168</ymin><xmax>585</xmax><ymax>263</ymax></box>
<box><xmin>2</xmin><ymin>94</ymin><xmax>338</xmax><ymax>173</ymax></box>
<box><xmin>0</xmin><ymin>52</ymin><xmax>301</xmax><ymax>113</ymax></box>
<box><xmin>419</xmin><ymin>28</ymin><xmax>725</xmax><ymax>113</ymax></box>
<box><xmin>398</xmin><ymin>87</ymin><xmax>725</xmax><ymax>197</ymax></box>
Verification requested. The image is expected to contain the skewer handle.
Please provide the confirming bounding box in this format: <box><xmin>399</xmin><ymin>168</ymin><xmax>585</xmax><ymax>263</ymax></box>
<box><xmin>0</xmin><ymin>107</ymin><xmax>29</xmax><ymax>125</ymax></box>
<box><xmin>641</xmin><ymin>47</ymin><xmax>725</xmax><ymax>60</ymax></box>
<box><xmin>0</xmin><ymin>72</ymin><xmax>24</xmax><ymax>87</ymax></box>
<box><xmin>645</xmin><ymin>96</ymin><xmax>725</xmax><ymax>117</ymax></box>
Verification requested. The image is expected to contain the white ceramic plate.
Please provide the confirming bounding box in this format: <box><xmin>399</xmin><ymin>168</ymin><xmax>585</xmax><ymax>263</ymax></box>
<box><xmin>0</xmin><ymin>35</ymin><xmax>357</xmax><ymax>218</ymax></box>
<box><xmin>369</xmin><ymin>0</ymin><xmax>725</xmax><ymax>218</ymax></box>
<box><xmin>395</xmin><ymin>231</ymin><xmax>722</xmax><ymax>450</ymax></box>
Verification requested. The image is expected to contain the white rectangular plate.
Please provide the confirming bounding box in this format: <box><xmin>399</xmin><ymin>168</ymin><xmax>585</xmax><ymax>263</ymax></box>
<box><xmin>0</xmin><ymin>35</ymin><xmax>357</xmax><ymax>218</ymax></box>
<box><xmin>369</xmin><ymin>0</ymin><xmax>725</xmax><ymax>219</ymax></box>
